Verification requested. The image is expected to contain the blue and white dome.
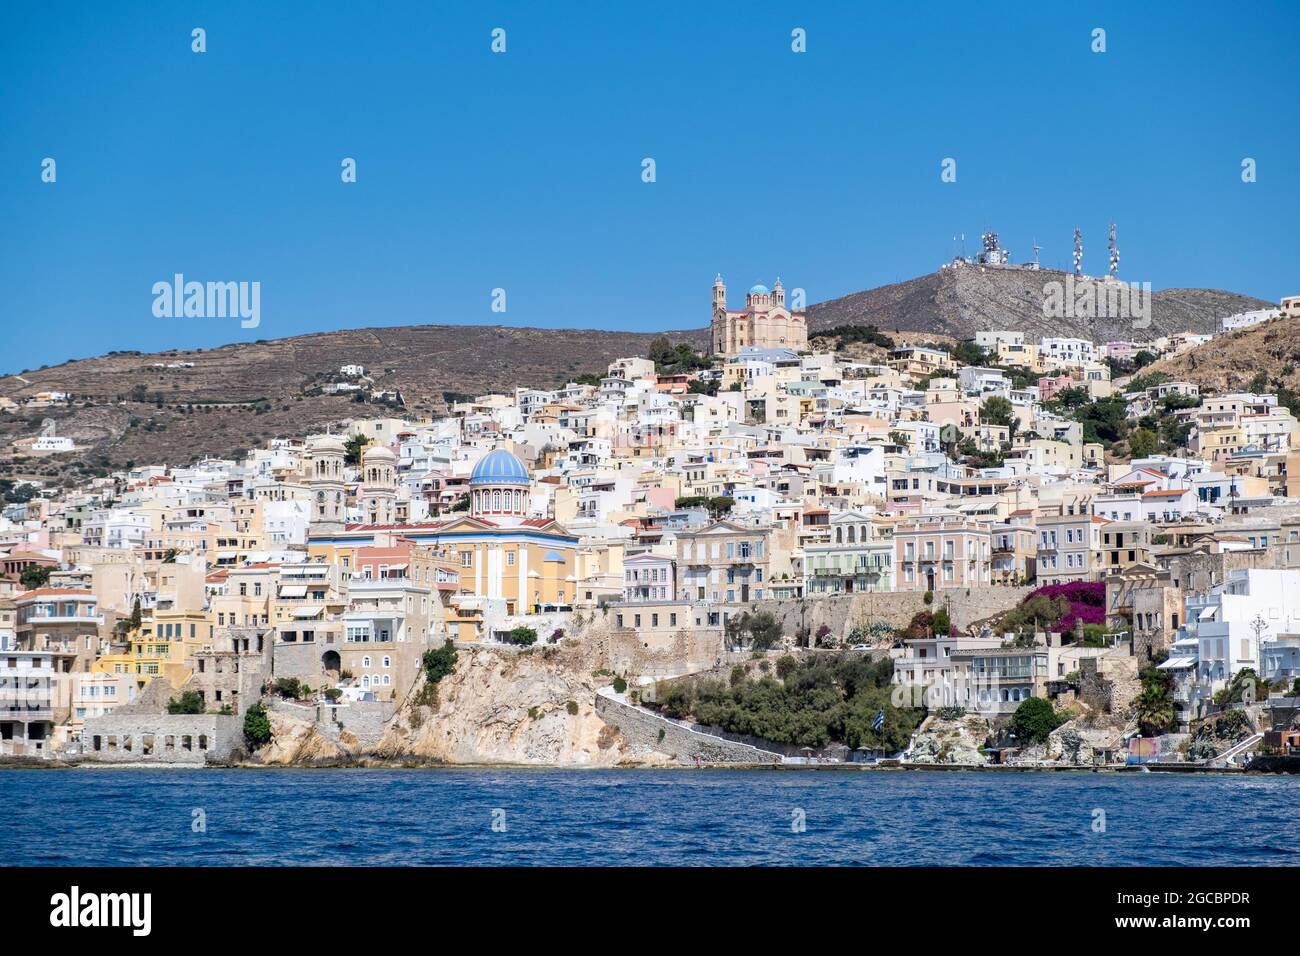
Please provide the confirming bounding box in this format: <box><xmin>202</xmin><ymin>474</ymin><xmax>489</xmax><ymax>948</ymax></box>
<box><xmin>748</xmin><ymin>284</ymin><xmax>769</xmax><ymax>295</ymax></box>
<box><xmin>470</xmin><ymin>449</ymin><xmax>530</xmax><ymax>486</ymax></box>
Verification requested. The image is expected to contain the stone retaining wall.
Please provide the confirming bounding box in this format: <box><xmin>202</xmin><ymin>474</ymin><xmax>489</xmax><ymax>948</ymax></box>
<box><xmin>594</xmin><ymin>691</ymin><xmax>781</xmax><ymax>766</ymax></box>
<box><xmin>754</xmin><ymin>586</ymin><xmax>1034</xmax><ymax>643</ymax></box>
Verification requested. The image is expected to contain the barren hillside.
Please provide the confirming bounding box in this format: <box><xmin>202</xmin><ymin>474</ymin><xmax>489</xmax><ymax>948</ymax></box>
<box><xmin>807</xmin><ymin>264</ymin><xmax>1271</xmax><ymax>342</ymax></box>
<box><xmin>1145</xmin><ymin>314</ymin><xmax>1300</xmax><ymax>394</ymax></box>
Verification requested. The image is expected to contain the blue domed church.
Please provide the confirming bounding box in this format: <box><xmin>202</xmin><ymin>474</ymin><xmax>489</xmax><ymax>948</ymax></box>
<box><xmin>710</xmin><ymin>274</ymin><xmax>808</xmax><ymax>356</ymax></box>
<box><xmin>308</xmin><ymin>446</ymin><xmax>578</xmax><ymax>631</ymax></box>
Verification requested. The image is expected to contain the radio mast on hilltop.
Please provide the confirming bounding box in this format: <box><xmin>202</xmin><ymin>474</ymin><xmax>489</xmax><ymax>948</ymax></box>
<box><xmin>1108</xmin><ymin>222</ymin><xmax>1120</xmax><ymax>278</ymax></box>
<box><xmin>1073</xmin><ymin>228</ymin><xmax>1083</xmax><ymax>277</ymax></box>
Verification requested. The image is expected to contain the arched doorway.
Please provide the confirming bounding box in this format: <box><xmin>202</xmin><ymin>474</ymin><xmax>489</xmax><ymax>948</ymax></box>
<box><xmin>321</xmin><ymin>650</ymin><xmax>341</xmax><ymax>680</ymax></box>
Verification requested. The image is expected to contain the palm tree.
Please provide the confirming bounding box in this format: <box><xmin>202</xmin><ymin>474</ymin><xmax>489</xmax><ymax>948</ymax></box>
<box><xmin>1135</xmin><ymin>679</ymin><xmax>1175</xmax><ymax>736</ymax></box>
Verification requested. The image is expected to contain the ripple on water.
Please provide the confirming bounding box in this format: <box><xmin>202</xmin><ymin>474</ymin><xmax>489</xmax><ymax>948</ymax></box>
<box><xmin>2</xmin><ymin>768</ymin><xmax>1298</xmax><ymax>866</ymax></box>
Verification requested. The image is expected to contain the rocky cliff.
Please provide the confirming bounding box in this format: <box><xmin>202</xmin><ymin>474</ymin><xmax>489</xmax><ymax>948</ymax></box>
<box><xmin>257</xmin><ymin>640</ymin><xmax>672</xmax><ymax>767</ymax></box>
<box><xmin>375</xmin><ymin>642</ymin><xmax>641</xmax><ymax>766</ymax></box>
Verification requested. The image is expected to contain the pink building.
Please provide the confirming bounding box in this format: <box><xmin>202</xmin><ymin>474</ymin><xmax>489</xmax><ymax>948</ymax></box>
<box><xmin>894</xmin><ymin>514</ymin><xmax>992</xmax><ymax>592</ymax></box>
<box><xmin>1037</xmin><ymin>373</ymin><xmax>1077</xmax><ymax>403</ymax></box>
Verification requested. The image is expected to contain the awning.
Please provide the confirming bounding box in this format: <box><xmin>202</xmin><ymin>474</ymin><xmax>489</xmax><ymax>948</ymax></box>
<box><xmin>278</xmin><ymin>585</ymin><xmax>307</xmax><ymax>598</ymax></box>
<box><xmin>1198</xmin><ymin>605</ymin><xmax>1218</xmax><ymax>621</ymax></box>
<box><xmin>292</xmin><ymin>605</ymin><xmax>323</xmax><ymax>619</ymax></box>
<box><xmin>1157</xmin><ymin>657</ymin><xmax>1197</xmax><ymax>670</ymax></box>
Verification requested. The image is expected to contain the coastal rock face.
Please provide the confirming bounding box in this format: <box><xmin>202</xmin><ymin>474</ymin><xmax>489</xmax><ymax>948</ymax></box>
<box><xmin>1046</xmin><ymin>715</ymin><xmax>1129</xmax><ymax>765</ymax></box>
<box><xmin>373</xmin><ymin>642</ymin><xmax>651</xmax><ymax>767</ymax></box>
<box><xmin>258</xmin><ymin>709</ymin><xmax>353</xmax><ymax>765</ymax></box>
<box><xmin>908</xmin><ymin>715</ymin><xmax>989</xmax><ymax>765</ymax></box>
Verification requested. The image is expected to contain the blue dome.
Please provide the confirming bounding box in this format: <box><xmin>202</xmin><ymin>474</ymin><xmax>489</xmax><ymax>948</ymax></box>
<box><xmin>749</xmin><ymin>284</ymin><xmax>769</xmax><ymax>295</ymax></box>
<box><xmin>470</xmin><ymin>449</ymin><xmax>530</xmax><ymax>486</ymax></box>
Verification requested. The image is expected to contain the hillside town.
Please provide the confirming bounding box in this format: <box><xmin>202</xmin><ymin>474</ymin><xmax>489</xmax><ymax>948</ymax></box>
<box><xmin>4</xmin><ymin>277</ymin><xmax>1300</xmax><ymax>770</ymax></box>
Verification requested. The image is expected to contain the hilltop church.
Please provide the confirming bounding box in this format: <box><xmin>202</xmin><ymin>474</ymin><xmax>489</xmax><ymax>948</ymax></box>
<box><xmin>710</xmin><ymin>274</ymin><xmax>808</xmax><ymax>356</ymax></box>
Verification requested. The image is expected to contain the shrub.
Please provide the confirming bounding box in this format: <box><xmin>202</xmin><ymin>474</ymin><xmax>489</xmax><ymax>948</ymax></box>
<box><xmin>166</xmin><ymin>690</ymin><xmax>204</xmax><ymax>715</ymax></box>
<box><xmin>923</xmin><ymin>590</ymin><xmax>934</xmax><ymax>605</ymax></box>
<box><xmin>273</xmin><ymin>677</ymin><xmax>304</xmax><ymax>700</ymax></box>
<box><xmin>422</xmin><ymin>640</ymin><xmax>458</xmax><ymax>684</ymax></box>
<box><xmin>243</xmin><ymin>702</ymin><xmax>272</xmax><ymax>750</ymax></box>
<box><xmin>566</xmin><ymin>700</ymin><xmax>579</xmax><ymax>715</ymax></box>
<box><xmin>508</xmin><ymin>626</ymin><xmax>538</xmax><ymax>647</ymax></box>
<box><xmin>646</xmin><ymin>654</ymin><xmax>918</xmax><ymax>752</ymax></box>
<box><xmin>775</xmin><ymin>655</ymin><xmax>798</xmax><ymax>680</ymax></box>
<box><xmin>612</xmin><ymin>676</ymin><xmax>627</xmax><ymax>694</ymax></box>
<box><xmin>931</xmin><ymin>607</ymin><xmax>954</xmax><ymax>637</ymax></box>
<box><xmin>1011</xmin><ymin>697</ymin><xmax>1066</xmax><ymax>744</ymax></box>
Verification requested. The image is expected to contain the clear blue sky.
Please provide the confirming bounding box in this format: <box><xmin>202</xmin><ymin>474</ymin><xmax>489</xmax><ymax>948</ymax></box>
<box><xmin>2</xmin><ymin>1</ymin><xmax>1297</xmax><ymax>373</ymax></box>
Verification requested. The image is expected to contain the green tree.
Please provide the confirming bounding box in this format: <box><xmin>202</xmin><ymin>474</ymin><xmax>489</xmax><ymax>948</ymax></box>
<box><xmin>344</xmin><ymin>433</ymin><xmax>369</xmax><ymax>466</ymax></box>
<box><xmin>706</xmin><ymin>496</ymin><xmax>735</xmax><ymax>519</ymax></box>
<box><xmin>1135</xmin><ymin>665</ymin><xmax>1176</xmax><ymax>736</ymax></box>
<box><xmin>931</xmin><ymin>607</ymin><xmax>953</xmax><ymax>636</ymax></box>
<box><xmin>648</xmin><ymin>336</ymin><xmax>676</xmax><ymax>368</ymax></box>
<box><xmin>243</xmin><ymin>702</ymin><xmax>272</xmax><ymax>749</ymax></box>
<box><xmin>980</xmin><ymin>395</ymin><xmax>1014</xmax><ymax>428</ymax></box>
<box><xmin>19</xmin><ymin>564</ymin><xmax>50</xmax><ymax>590</ymax></box>
<box><xmin>1129</xmin><ymin>427</ymin><xmax>1157</xmax><ymax>458</ymax></box>
<box><xmin>1011</xmin><ymin>697</ymin><xmax>1065</xmax><ymax>744</ymax></box>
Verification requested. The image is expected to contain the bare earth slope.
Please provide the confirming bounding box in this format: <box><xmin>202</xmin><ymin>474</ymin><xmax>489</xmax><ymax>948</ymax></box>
<box><xmin>0</xmin><ymin>324</ymin><xmax>704</xmax><ymax>477</ymax></box>
<box><xmin>807</xmin><ymin>264</ymin><xmax>1271</xmax><ymax>342</ymax></box>
<box><xmin>1145</xmin><ymin>314</ymin><xmax>1300</xmax><ymax>393</ymax></box>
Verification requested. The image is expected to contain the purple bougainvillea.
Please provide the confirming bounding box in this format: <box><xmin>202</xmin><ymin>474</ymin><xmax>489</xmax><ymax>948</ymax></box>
<box><xmin>1026</xmin><ymin>581</ymin><xmax>1105</xmax><ymax>633</ymax></box>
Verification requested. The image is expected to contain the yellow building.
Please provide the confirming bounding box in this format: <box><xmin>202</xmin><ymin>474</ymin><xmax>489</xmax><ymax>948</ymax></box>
<box><xmin>308</xmin><ymin>449</ymin><xmax>579</xmax><ymax>632</ymax></box>
<box><xmin>93</xmin><ymin>608</ymin><xmax>212</xmax><ymax>693</ymax></box>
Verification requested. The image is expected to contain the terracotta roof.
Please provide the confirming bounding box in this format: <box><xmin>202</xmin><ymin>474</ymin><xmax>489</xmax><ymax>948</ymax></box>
<box><xmin>1143</xmin><ymin>489</ymin><xmax>1189</xmax><ymax>498</ymax></box>
<box><xmin>15</xmin><ymin>587</ymin><xmax>94</xmax><ymax>601</ymax></box>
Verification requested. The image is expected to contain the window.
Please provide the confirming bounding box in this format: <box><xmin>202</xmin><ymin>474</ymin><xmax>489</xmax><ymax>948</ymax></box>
<box><xmin>460</xmin><ymin>551</ymin><xmax>473</xmax><ymax>567</ymax></box>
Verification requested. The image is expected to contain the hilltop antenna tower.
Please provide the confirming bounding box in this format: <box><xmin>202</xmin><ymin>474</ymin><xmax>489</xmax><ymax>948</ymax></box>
<box><xmin>1032</xmin><ymin>239</ymin><xmax>1041</xmax><ymax>269</ymax></box>
<box><xmin>1073</xmin><ymin>228</ymin><xmax>1083</xmax><ymax>277</ymax></box>
<box><xmin>1108</xmin><ymin>222</ymin><xmax>1119</xmax><ymax>278</ymax></box>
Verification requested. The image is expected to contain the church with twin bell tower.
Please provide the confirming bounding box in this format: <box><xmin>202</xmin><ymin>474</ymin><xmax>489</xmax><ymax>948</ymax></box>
<box><xmin>710</xmin><ymin>274</ymin><xmax>808</xmax><ymax>357</ymax></box>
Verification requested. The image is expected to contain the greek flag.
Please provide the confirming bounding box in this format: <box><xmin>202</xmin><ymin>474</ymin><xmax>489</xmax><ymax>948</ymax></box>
<box><xmin>872</xmin><ymin>708</ymin><xmax>885</xmax><ymax>732</ymax></box>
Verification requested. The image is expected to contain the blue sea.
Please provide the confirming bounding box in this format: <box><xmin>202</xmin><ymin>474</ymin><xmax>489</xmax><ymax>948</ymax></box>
<box><xmin>2</xmin><ymin>768</ymin><xmax>1297</xmax><ymax>866</ymax></box>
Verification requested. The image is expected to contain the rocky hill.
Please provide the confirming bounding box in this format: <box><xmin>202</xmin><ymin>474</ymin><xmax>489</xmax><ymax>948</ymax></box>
<box><xmin>807</xmin><ymin>263</ymin><xmax>1272</xmax><ymax>342</ymax></box>
<box><xmin>0</xmin><ymin>267</ymin><xmax>1272</xmax><ymax>479</ymax></box>
<box><xmin>1145</xmin><ymin>314</ymin><xmax>1300</xmax><ymax>394</ymax></box>
<box><xmin>0</xmin><ymin>324</ymin><xmax>704</xmax><ymax>480</ymax></box>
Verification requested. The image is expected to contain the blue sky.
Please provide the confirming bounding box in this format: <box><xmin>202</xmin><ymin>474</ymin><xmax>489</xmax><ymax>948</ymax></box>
<box><xmin>2</xmin><ymin>0</ymin><xmax>1297</xmax><ymax>372</ymax></box>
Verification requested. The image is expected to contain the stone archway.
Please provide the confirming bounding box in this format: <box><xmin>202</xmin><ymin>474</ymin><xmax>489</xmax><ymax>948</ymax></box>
<box><xmin>321</xmin><ymin>650</ymin><xmax>341</xmax><ymax>680</ymax></box>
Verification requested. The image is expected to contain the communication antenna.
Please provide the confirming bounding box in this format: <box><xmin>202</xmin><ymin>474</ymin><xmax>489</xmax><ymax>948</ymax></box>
<box><xmin>1108</xmin><ymin>222</ymin><xmax>1119</xmax><ymax>278</ymax></box>
<box><xmin>1032</xmin><ymin>239</ymin><xmax>1041</xmax><ymax>268</ymax></box>
<box><xmin>1073</xmin><ymin>228</ymin><xmax>1083</xmax><ymax>278</ymax></box>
